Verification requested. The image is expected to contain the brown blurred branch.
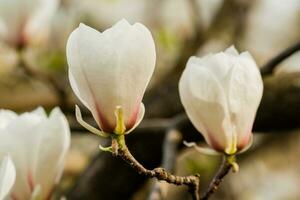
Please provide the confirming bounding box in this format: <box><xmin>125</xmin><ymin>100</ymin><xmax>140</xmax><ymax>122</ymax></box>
<box><xmin>148</xmin><ymin>129</ymin><xmax>182</xmax><ymax>200</ymax></box>
<box><xmin>260</xmin><ymin>41</ymin><xmax>300</xmax><ymax>75</ymax></box>
<box><xmin>18</xmin><ymin>54</ymin><xmax>69</xmax><ymax>109</ymax></box>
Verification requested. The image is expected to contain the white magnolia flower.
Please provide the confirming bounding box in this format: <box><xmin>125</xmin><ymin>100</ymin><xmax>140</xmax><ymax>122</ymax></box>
<box><xmin>179</xmin><ymin>46</ymin><xmax>263</xmax><ymax>155</ymax></box>
<box><xmin>67</xmin><ymin>19</ymin><xmax>156</xmax><ymax>135</ymax></box>
<box><xmin>0</xmin><ymin>156</ymin><xmax>16</xmax><ymax>200</ymax></box>
<box><xmin>0</xmin><ymin>0</ymin><xmax>60</xmax><ymax>47</ymax></box>
<box><xmin>0</xmin><ymin>107</ymin><xmax>70</xmax><ymax>200</ymax></box>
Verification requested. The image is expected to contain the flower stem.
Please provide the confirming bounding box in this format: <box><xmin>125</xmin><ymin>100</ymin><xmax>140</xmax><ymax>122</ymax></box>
<box><xmin>110</xmin><ymin>134</ymin><xmax>201</xmax><ymax>200</ymax></box>
<box><xmin>200</xmin><ymin>155</ymin><xmax>236</xmax><ymax>200</ymax></box>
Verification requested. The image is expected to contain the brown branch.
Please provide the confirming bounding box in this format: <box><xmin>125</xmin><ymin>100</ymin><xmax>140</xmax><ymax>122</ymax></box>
<box><xmin>18</xmin><ymin>54</ymin><xmax>69</xmax><ymax>109</ymax></box>
<box><xmin>111</xmin><ymin>135</ymin><xmax>200</xmax><ymax>200</ymax></box>
<box><xmin>200</xmin><ymin>156</ymin><xmax>233</xmax><ymax>200</ymax></box>
<box><xmin>260</xmin><ymin>41</ymin><xmax>300</xmax><ymax>76</ymax></box>
<box><xmin>148</xmin><ymin>129</ymin><xmax>182</xmax><ymax>200</ymax></box>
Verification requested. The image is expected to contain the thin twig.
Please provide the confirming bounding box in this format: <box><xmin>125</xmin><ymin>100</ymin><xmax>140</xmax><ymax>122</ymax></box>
<box><xmin>111</xmin><ymin>135</ymin><xmax>200</xmax><ymax>200</ymax></box>
<box><xmin>200</xmin><ymin>156</ymin><xmax>233</xmax><ymax>200</ymax></box>
<box><xmin>260</xmin><ymin>41</ymin><xmax>300</xmax><ymax>76</ymax></box>
<box><xmin>148</xmin><ymin>129</ymin><xmax>182</xmax><ymax>200</ymax></box>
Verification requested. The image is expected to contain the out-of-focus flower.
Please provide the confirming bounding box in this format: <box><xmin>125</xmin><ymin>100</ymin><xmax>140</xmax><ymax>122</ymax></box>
<box><xmin>0</xmin><ymin>0</ymin><xmax>60</xmax><ymax>47</ymax></box>
<box><xmin>0</xmin><ymin>156</ymin><xmax>16</xmax><ymax>200</ymax></box>
<box><xmin>179</xmin><ymin>46</ymin><xmax>263</xmax><ymax>155</ymax></box>
<box><xmin>0</xmin><ymin>43</ymin><xmax>18</xmax><ymax>75</ymax></box>
<box><xmin>242</xmin><ymin>0</ymin><xmax>300</xmax><ymax>65</ymax></box>
<box><xmin>67</xmin><ymin>19</ymin><xmax>156</xmax><ymax>135</ymax></box>
<box><xmin>0</xmin><ymin>107</ymin><xmax>70</xmax><ymax>200</ymax></box>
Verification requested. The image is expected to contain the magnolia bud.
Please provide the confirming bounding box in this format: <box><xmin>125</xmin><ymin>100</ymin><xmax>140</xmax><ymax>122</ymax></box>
<box><xmin>179</xmin><ymin>46</ymin><xmax>263</xmax><ymax>154</ymax></box>
<box><xmin>0</xmin><ymin>107</ymin><xmax>70</xmax><ymax>199</ymax></box>
<box><xmin>67</xmin><ymin>19</ymin><xmax>156</xmax><ymax>135</ymax></box>
<box><xmin>0</xmin><ymin>0</ymin><xmax>59</xmax><ymax>47</ymax></box>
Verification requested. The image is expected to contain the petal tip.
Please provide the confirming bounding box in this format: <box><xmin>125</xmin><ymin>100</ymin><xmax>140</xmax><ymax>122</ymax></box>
<box><xmin>225</xmin><ymin>45</ymin><xmax>239</xmax><ymax>56</ymax></box>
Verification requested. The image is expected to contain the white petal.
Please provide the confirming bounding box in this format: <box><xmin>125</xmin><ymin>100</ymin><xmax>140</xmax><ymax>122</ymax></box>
<box><xmin>75</xmin><ymin>105</ymin><xmax>109</xmax><ymax>137</ymax></box>
<box><xmin>224</xmin><ymin>45</ymin><xmax>239</xmax><ymax>56</ymax></box>
<box><xmin>226</xmin><ymin>53</ymin><xmax>263</xmax><ymax>149</ymax></box>
<box><xmin>67</xmin><ymin>24</ymin><xmax>104</xmax><ymax>129</ymax></box>
<box><xmin>67</xmin><ymin>20</ymin><xmax>155</xmax><ymax>132</ymax></box>
<box><xmin>24</xmin><ymin>0</ymin><xmax>60</xmax><ymax>46</ymax></box>
<box><xmin>179</xmin><ymin>62</ymin><xmax>232</xmax><ymax>151</ymax></box>
<box><xmin>0</xmin><ymin>107</ymin><xmax>70</xmax><ymax>199</ymax></box>
<box><xmin>29</xmin><ymin>107</ymin><xmax>47</xmax><ymax>118</ymax></box>
<box><xmin>33</xmin><ymin>107</ymin><xmax>70</xmax><ymax>199</ymax></box>
<box><xmin>0</xmin><ymin>109</ymin><xmax>17</xmax><ymax>130</ymax></box>
<box><xmin>0</xmin><ymin>110</ymin><xmax>44</xmax><ymax>199</ymax></box>
<box><xmin>0</xmin><ymin>156</ymin><xmax>16</xmax><ymax>200</ymax></box>
<box><xmin>188</xmin><ymin>53</ymin><xmax>233</xmax><ymax>83</ymax></box>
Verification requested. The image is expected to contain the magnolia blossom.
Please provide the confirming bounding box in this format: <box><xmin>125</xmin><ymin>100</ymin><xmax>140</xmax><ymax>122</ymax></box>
<box><xmin>67</xmin><ymin>19</ymin><xmax>156</xmax><ymax>134</ymax></box>
<box><xmin>0</xmin><ymin>0</ymin><xmax>59</xmax><ymax>47</ymax></box>
<box><xmin>179</xmin><ymin>46</ymin><xmax>263</xmax><ymax>155</ymax></box>
<box><xmin>0</xmin><ymin>107</ymin><xmax>70</xmax><ymax>200</ymax></box>
<box><xmin>0</xmin><ymin>156</ymin><xmax>16</xmax><ymax>200</ymax></box>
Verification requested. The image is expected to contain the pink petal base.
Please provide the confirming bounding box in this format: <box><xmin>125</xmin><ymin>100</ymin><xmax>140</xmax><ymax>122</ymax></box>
<box><xmin>237</xmin><ymin>132</ymin><xmax>251</xmax><ymax>151</ymax></box>
<box><xmin>96</xmin><ymin>102</ymin><xmax>141</xmax><ymax>133</ymax></box>
<box><xmin>207</xmin><ymin>132</ymin><xmax>225</xmax><ymax>152</ymax></box>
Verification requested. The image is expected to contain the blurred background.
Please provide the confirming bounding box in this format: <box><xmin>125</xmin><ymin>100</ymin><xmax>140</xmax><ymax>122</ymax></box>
<box><xmin>1</xmin><ymin>0</ymin><xmax>300</xmax><ymax>199</ymax></box>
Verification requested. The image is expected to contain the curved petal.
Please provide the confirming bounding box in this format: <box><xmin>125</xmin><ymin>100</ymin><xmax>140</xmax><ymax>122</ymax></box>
<box><xmin>67</xmin><ymin>20</ymin><xmax>155</xmax><ymax>132</ymax></box>
<box><xmin>125</xmin><ymin>103</ymin><xmax>145</xmax><ymax>134</ymax></box>
<box><xmin>0</xmin><ymin>109</ymin><xmax>44</xmax><ymax>200</ymax></box>
<box><xmin>33</xmin><ymin>107</ymin><xmax>70</xmax><ymax>199</ymax></box>
<box><xmin>224</xmin><ymin>45</ymin><xmax>239</xmax><ymax>56</ymax></box>
<box><xmin>0</xmin><ymin>156</ymin><xmax>16</xmax><ymax>200</ymax></box>
<box><xmin>183</xmin><ymin>141</ymin><xmax>220</xmax><ymax>156</ymax></box>
<box><xmin>75</xmin><ymin>105</ymin><xmax>109</xmax><ymax>137</ymax></box>
<box><xmin>179</xmin><ymin>62</ymin><xmax>233</xmax><ymax>152</ymax></box>
<box><xmin>237</xmin><ymin>134</ymin><xmax>253</xmax><ymax>154</ymax></box>
<box><xmin>226</xmin><ymin>52</ymin><xmax>263</xmax><ymax>149</ymax></box>
<box><xmin>0</xmin><ymin>109</ymin><xmax>17</xmax><ymax>130</ymax></box>
<box><xmin>188</xmin><ymin>52</ymin><xmax>232</xmax><ymax>84</ymax></box>
<box><xmin>67</xmin><ymin>24</ymin><xmax>106</xmax><ymax>130</ymax></box>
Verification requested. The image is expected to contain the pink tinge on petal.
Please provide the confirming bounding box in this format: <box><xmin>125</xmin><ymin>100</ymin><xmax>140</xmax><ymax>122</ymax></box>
<box><xmin>206</xmin><ymin>131</ymin><xmax>225</xmax><ymax>152</ymax></box>
<box><xmin>95</xmin><ymin>104</ymin><xmax>114</xmax><ymax>133</ymax></box>
<box><xmin>237</xmin><ymin>131</ymin><xmax>252</xmax><ymax>151</ymax></box>
<box><xmin>95</xmin><ymin>101</ymin><xmax>142</xmax><ymax>133</ymax></box>
<box><xmin>126</xmin><ymin>103</ymin><xmax>141</xmax><ymax>130</ymax></box>
<box><xmin>27</xmin><ymin>170</ymin><xmax>35</xmax><ymax>193</ymax></box>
